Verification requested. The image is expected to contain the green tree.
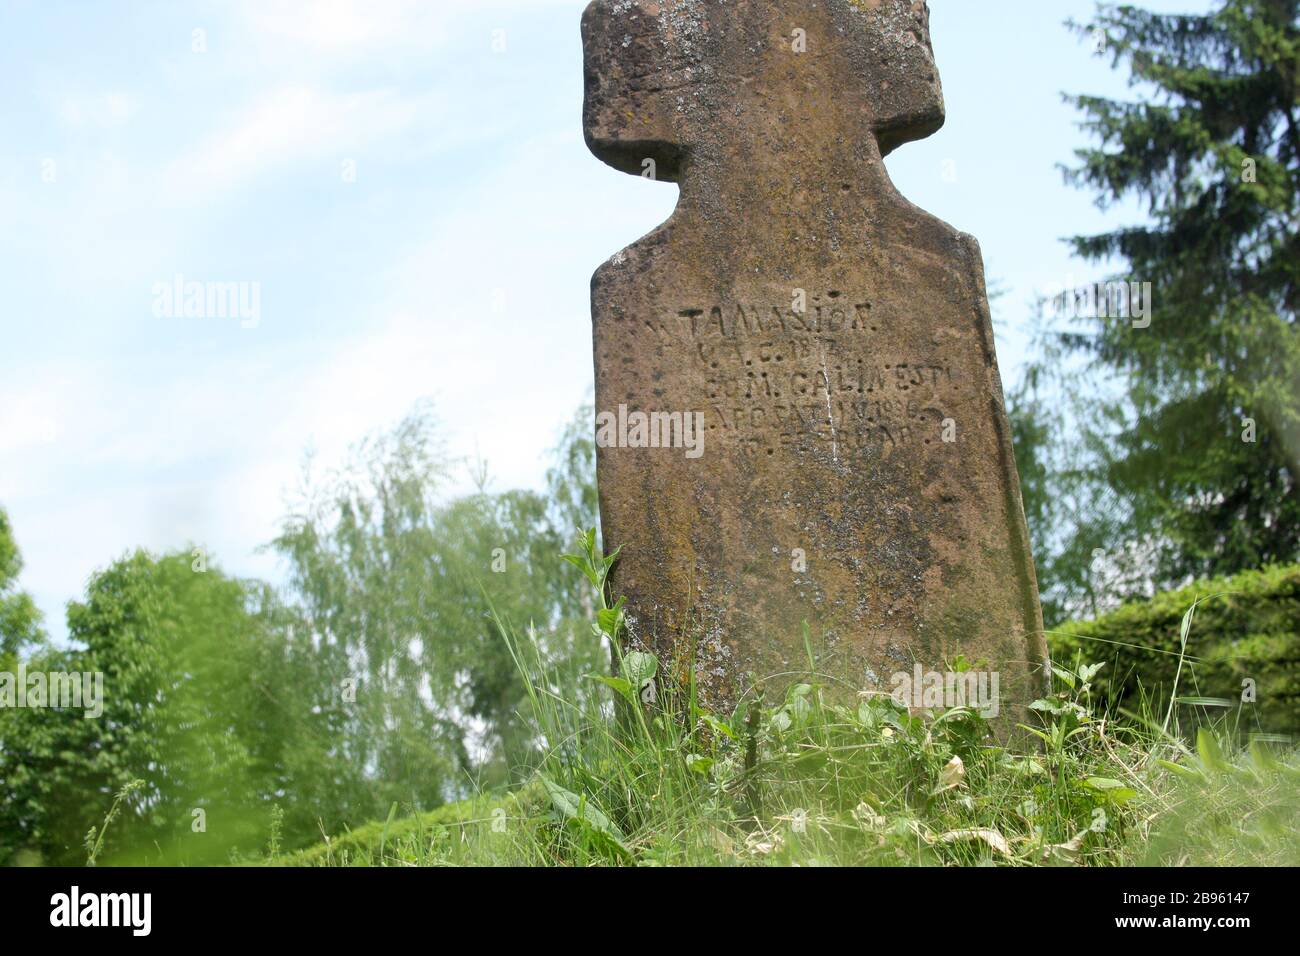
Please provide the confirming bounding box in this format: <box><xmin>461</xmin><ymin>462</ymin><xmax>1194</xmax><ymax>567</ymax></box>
<box><xmin>0</xmin><ymin>549</ymin><xmax>305</xmax><ymax>865</ymax></box>
<box><xmin>0</xmin><ymin>506</ymin><xmax>42</xmax><ymax>659</ymax></box>
<box><xmin>0</xmin><ymin>505</ymin><xmax>45</xmax><ymax>865</ymax></box>
<box><xmin>546</xmin><ymin>401</ymin><xmax>600</xmax><ymax>543</ymax></box>
<box><xmin>1018</xmin><ymin>0</ymin><xmax>1300</xmax><ymax>619</ymax></box>
<box><xmin>270</xmin><ymin>403</ymin><xmax>601</xmax><ymax>801</ymax></box>
<box><xmin>1</xmin><ymin>404</ymin><xmax>604</xmax><ymax>863</ymax></box>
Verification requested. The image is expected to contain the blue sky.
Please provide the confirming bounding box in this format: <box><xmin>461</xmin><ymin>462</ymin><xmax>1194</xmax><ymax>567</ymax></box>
<box><xmin>0</xmin><ymin>0</ymin><xmax>1213</xmax><ymax>641</ymax></box>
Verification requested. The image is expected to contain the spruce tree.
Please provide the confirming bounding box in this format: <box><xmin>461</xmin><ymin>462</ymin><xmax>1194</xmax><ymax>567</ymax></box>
<box><xmin>1025</xmin><ymin>0</ymin><xmax>1299</xmax><ymax>614</ymax></box>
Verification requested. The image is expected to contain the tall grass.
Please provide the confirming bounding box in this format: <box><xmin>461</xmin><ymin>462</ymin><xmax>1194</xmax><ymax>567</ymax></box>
<box><xmin>289</xmin><ymin>531</ymin><xmax>1299</xmax><ymax>867</ymax></box>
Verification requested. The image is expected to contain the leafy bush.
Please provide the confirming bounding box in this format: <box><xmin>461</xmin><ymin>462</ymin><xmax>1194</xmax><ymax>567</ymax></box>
<box><xmin>1053</xmin><ymin>564</ymin><xmax>1300</xmax><ymax>740</ymax></box>
<box><xmin>0</xmin><ymin>550</ymin><xmax>305</xmax><ymax>866</ymax></box>
<box><xmin>277</xmin><ymin>789</ymin><xmax>541</xmax><ymax>867</ymax></box>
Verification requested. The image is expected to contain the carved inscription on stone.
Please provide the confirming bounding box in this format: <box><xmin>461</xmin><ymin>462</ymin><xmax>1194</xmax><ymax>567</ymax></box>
<box><xmin>582</xmin><ymin>0</ymin><xmax>1050</xmax><ymax>727</ymax></box>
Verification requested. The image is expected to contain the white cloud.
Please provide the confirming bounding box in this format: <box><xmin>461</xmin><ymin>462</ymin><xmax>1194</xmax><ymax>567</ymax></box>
<box><xmin>1</xmin><ymin>0</ymin><xmax>644</xmax><ymax>642</ymax></box>
<box><xmin>162</xmin><ymin>84</ymin><xmax>439</xmax><ymax>200</ymax></box>
<box><xmin>0</xmin><ymin>362</ymin><xmax>98</xmax><ymax>500</ymax></box>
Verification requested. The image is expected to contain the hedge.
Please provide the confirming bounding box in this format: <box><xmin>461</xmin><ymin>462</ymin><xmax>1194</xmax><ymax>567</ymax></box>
<box><xmin>1052</xmin><ymin>564</ymin><xmax>1300</xmax><ymax>739</ymax></box>
<box><xmin>276</xmin><ymin>787</ymin><xmax>541</xmax><ymax>867</ymax></box>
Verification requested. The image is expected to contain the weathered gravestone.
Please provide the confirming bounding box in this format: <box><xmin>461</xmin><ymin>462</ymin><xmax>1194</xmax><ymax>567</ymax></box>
<box><xmin>583</xmin><ymin>0</ymin><xmax>1049</xmax><ymax>724</ymax></box>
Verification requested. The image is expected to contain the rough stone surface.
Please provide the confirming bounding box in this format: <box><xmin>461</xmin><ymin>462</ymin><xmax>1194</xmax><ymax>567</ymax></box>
<box><xmin>583</xmin><ymin>0</ymin><xmax>1049</xmax><ymax>722</ymax></box>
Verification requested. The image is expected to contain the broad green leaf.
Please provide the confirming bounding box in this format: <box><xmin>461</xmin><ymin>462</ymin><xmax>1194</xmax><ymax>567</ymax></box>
<box><xmin>700</xmin><ymin>714</ymin><xmax>735</xmax><ymax>740</ymax></box>
<box><xmin>587</xmin><ymin>675</ymin><xmax>634</xmax><ymax>701</ymax></box>
<box><xmin>540</xmin><ymin>777</ymin><xmax>631</xmax><ymax>859</ymax></box>
<box><xmin>596</xmin><ymin>606</ymin><xmax>624</xmax><ymax>639</ymax></box>
<box><xmin>621</xmin><ymin>650</ymin><xmax>658</xmax><ymax>689</ymax></box>
<box><xmin>685</xmin><ymin>754</ymin><xmax>714</xmax><ymax>775</ymax></box>
<box><xmin>561</xmin><ymin>553</ymin><xmax>600</xmax><ymax>588</ymax></box>
<box><xmin>1078</xmin><ymin>662</ymin><xmax>1105</xmax><ymax>684</ymax></box>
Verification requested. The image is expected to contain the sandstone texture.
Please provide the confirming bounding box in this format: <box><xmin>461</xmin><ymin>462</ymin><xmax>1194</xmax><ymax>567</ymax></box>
<box><xmin>583</xmin><ymin>0</ymin><xmax>1050</xmax><ymax>722</ymax></box>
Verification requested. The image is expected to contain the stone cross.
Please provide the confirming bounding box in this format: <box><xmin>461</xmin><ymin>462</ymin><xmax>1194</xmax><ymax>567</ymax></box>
<box><xmin>583</xmin><ymin>0</ymin><xmax>1049</xmax><ymax>724</ymax></box>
